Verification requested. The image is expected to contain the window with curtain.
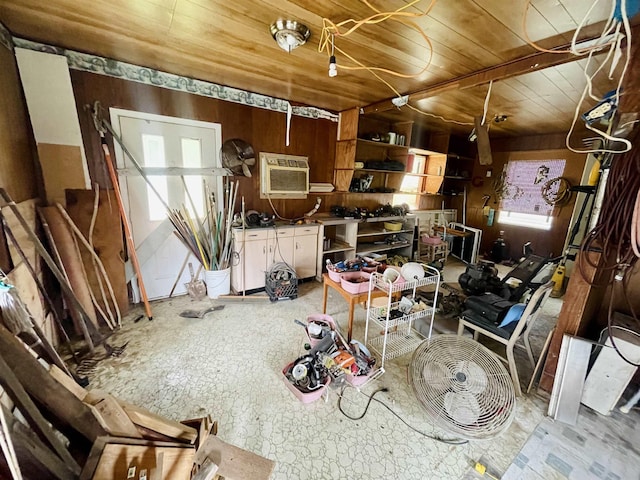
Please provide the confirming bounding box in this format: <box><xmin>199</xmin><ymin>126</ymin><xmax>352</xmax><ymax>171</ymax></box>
<box><xmin>497</xmin><ymin>159</ymin><xmax>566</xmax><ymax>230</ymax></box>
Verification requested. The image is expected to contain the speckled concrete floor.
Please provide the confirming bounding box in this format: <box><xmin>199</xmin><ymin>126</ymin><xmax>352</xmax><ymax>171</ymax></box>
<box><xmin>87</xmin><ymin>265</ymin><xmax>552</xmax><ymax>480</ymax></box>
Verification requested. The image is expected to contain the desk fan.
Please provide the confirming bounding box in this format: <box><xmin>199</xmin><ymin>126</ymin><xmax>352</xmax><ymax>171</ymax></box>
<box><xmin>409</xmin><ymin>334</ymin><xmax>515</xmax><ymax>439</ymax></box>
<box><xmin>221</xmin><ymin>139</ymin><xmax>255</xmax><ymax>177</ymax></box>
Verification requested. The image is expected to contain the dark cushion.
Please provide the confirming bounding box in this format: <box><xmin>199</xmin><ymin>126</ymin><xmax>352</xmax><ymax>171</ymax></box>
<box><xmin>461</xmin><ymin>310</ymin><xmax>517</xmax><ymax>340</ymax></box>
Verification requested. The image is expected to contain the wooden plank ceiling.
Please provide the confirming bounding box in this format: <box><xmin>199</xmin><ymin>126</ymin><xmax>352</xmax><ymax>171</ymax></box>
<box><xmin>0</xmin><ymin>0</ymin><xmax>628</xmax><ymax>137</ymax></box>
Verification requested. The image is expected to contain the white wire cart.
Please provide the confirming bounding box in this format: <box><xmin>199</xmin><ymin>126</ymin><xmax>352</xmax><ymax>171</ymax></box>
<box><xmin>364</xmin><ymin>265</ymin><xmax>441</xmax><ymax>375</ymax></box>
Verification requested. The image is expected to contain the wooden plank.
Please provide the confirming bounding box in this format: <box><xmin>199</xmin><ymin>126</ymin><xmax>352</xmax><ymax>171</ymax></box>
<box><xmin>39</xmin><ymin>206</ymin><xmax>99</xmax><ymax>332</ymax></box>
<box><xmin>65</xmin><ymin>189</ymin><xmax>129</xmax><ymax>314</ymax></box>
<box><xmin>539</xmin><ymin>251</ymin><xmax>604</xmax><ymax>392</ymax></box>
<box><xmin>181</xmin><ymin>415</ymin><xmax>214</xmax><ymax>450</ymax></box>
<box><xmin>194</xmin><ymin>435</ymin><xmax>275</xmax><ymax>480</ymax></box>
<box><xmin>0</xmin><ymin>325</ymin><xmax>106</xmax><ymax>442</ymax></box>
<box><xmin>362</xmin><ymin>39</ymin><xmax>608</xmax><ymax>114</ymax></box>
<box><xmin>337</xmin><ymin>108</ymin><xmax>359</xmax><ymax>141</ymax></box>
<box><xmin>3</xmin><ymin>405</ymin><xmax>77</xmax><ymax>480</ymax></box>
<box><xmin>80</xmin><ymin>437</ymin><xmax>195</xmax><ymax>480</ymax></box>
<box><xmin>474</xmin><ymin>116</ymin><xmax>493</xmax><ymax>166</ymax></box>
<box><xmin>334</xmin><ymin>140</ymin><xmax>356</xmax><ymax>169</ymax></box>
<box><xmin>48</xmin><ymin>365</ymin><xmax>87</xmax><ymax>401</ymax></box>
<box><xmin>36</xmin><ymin>143</ymin><xmax>87</xmax><ymax>206</ymax></box>
<box><xmin>0</xmin><ymin>350</ymin><xmax>80</xmax><ymax>473</ymax></box>
<box><xmin>84</xmin><ymin>391</ymin><xmax>143</xmax><ymax>439</ymax></box>
<box><xmin>333</xmin><ymin>170</ymin><xmax>354</xmax><ymax>193</ymax></box>
<box><xmin>120</xmin><ymin>401</ymin><xmax>198</xmax><ymax>443</ymax></box>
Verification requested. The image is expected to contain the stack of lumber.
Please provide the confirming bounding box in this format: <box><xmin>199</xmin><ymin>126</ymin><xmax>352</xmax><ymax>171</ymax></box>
<box><xmin>0</xmin><ymin>325</ymin><xmax>274</xmax><ymax>480</ymax></box>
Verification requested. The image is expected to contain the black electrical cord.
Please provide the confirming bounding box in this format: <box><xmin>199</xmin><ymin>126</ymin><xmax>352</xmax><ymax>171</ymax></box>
<box><xmin>337</xmin><ymin>386</ymin><xmax>468</xmax><ymax>446</ymax></box>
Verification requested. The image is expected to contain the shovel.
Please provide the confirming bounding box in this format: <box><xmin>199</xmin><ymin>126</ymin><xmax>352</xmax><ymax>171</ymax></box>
<box><xmin>185</xmin><ymin>262</ymin><xmax>206</xmax><ymax>300</ymax></box>
<box><xmin>179</xmin><ymin>305</ymin><xmax>225</xmax><ymax>319</ymax></box>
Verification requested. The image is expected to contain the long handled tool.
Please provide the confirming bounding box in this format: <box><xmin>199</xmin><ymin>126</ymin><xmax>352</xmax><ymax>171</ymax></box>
<box><xmin>90</xmin><ymin>103</ymin><xmax>153</xmax><ymax>321</ymax></box>
<box><xmin>0</xmin><ymin>189</ymin><xmax>107</xmax><ymax>353</ymax></box>
<box><xmin>0</xmin><ymin>215</ymin><xmax>80</xmax><ymax>365</ymax></box>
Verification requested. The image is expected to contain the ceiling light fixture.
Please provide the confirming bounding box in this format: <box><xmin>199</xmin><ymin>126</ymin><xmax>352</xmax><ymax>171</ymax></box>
<box><xmin>270</xmin><ymin>19</ymin><xmax>311</xmax><ymax>52</ymax></box>
<box><xmin>328</xmin><ymin>34</ymin><xmax>337</xmax><ymax>77</ymax></box>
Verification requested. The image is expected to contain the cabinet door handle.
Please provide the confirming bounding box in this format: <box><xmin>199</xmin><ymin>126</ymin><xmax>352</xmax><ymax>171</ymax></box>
<box><xmin>263</xmin><ymin>246</ymin><xmax>266</xmax><ymax>254</ymax></box>
<box><xmin>296</xmin><ymin>242</ymin><xmax>299</xmax><ymax>250</ymax></box>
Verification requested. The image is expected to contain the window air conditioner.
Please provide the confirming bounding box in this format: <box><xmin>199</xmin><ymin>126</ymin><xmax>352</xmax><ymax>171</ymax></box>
<box><xmin>260</xmin><ymin>152</ymin><xmax>309</xmax><ymax>199</ymax></box>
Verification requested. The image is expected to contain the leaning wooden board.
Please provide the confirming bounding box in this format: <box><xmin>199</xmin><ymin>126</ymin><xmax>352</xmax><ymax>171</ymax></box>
<box><xmin>65</xmin><ymin>189</ymin><xmax>129</xmax><ymax>314</ymax></box>
<box><xmin>80</xmin><ymin>437</ymin><xmax>194</xmax><ymax>480</ymax></box>
<box><xmin>194</xmin><ymin>435</ymin><xmax>275</xmax><ymax>480</ymax></box>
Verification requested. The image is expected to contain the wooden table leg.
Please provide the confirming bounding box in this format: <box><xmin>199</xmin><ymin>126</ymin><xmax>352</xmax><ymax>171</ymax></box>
<box><xmin>347</xmin><ymin>299</ymin><xmax>355</xmax><ymax>342</ymax></box>
<box><xmin>322</xmin><ymin>281</ymin><xmax>328</xmax><ymax>314</ymax></box>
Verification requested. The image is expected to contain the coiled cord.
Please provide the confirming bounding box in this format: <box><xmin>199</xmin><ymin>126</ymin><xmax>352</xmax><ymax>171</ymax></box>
<box><xmin>578</xmin><ymin>127</ymin><xmax>640</xmax><ymax>366</ymax></box>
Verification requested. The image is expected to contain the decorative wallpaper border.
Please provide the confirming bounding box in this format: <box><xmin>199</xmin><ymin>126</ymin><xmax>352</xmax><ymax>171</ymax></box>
<box><xmin>13</xmin><ymin>38</ymin><xmax>338</xmax><ymax>122</ymax></box>
<box><xmin>0</xmin><ymin>22</ymin><xmax>13</xmax><ymax>52</ymax></box>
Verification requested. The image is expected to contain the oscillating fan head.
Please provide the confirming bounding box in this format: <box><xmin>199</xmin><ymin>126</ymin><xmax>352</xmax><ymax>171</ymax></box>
<box><xmin>410</xmin><ymin>334</ymin><xmax>516</xmax><ymax>440</ymax></box>
<box><xmin>221</xmin><ymin>139</ymin><xmax>255</xmax><ymax>177</ymax></box>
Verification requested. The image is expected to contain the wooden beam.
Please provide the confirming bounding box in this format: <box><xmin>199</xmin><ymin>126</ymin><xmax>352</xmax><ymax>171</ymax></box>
<box><xmin>539</xmin><ymin>251</ymin><xmax>604</xmax><ymax>392</ymax></box>
<box><xmin>0</xmin><ymin>352</ymin><xmax>80</xmax><ymax>472</ymax></box>
<box><xmin>2</xmin><ymin>405</ymin><xmax>77</xmax><ymax>480</ymax></box>
<box><xmin>363</xmin><ymin>44</ymin><xmax>607</xmax><ymax>114</ymax></box>
<box><xmin>0</xmin><ymin>325</ymin><xmax>106</xmax><ymax>442</ymax></box>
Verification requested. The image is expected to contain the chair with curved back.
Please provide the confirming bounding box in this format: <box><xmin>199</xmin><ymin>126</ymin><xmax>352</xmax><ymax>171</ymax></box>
<box><xmin>457</xmin><ymin>281</ymin><xmax>554</xmax><ymax>396</ymax></box>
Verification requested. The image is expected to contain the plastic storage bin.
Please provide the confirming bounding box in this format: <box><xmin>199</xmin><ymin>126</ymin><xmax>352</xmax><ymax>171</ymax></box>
<box><xmin>327</xmin><ymin>267</ymin><xmax>344</xmax><ymax>283</ymax></box>
<box><xmin>340</xmin><ymin>271</ymin><xmax>371</xmax><ymax>294</ymax></box>
<box><xmin>282</xmin><ymin>363</ymin><xmax>330</xmax><ymax>403</ymax></box>
<box><xmin>305</xmin><ymin>314</ymin><xmax>336</xmax><ymax>348</ymax></box>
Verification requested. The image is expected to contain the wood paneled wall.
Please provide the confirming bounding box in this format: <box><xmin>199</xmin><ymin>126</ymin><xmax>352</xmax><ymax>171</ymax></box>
<box><xmin>0</xmin><ymin>41</ymin><xmax>41</xmax><ymax>270</ymax></box>
<box><xmin>0</xmin><ymin>45</ymin><xmax>40</xmax><ymax>202</ymax></box>
<box><xmin>71</xmin><ymin>70</ymin><xmax>339</xmax><ymax>218</ymax></box>
<box><xmin>462</xmin><ymin>146</ymin><xmax>586</xmax><ymax>260</ymax></box>
<box><xmin>71</xmin><ymin>71</ymin><xmax>446</xmax><ymax>218</ymax></box>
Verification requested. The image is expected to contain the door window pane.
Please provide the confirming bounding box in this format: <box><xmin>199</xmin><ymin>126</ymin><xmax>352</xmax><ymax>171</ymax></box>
<box><xmin>181</xmin><ymin>137</ymin><xmax>204</xmax><ymax>218</ymax></box>
<box><xmin>142</xmin><ymin>134</ymin><xmax>168</xmax><ymax>221</ymax></box>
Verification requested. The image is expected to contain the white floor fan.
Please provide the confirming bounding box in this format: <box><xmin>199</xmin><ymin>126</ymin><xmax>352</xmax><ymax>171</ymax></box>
<box><xmin>409</xmin><ymin>334</ymin><xmax>516</xmax><ymax>440</ymax></box>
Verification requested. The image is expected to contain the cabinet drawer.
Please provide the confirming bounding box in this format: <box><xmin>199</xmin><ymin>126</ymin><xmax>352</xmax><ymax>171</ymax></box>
<box><xmin>295</xmin><ymin>225</ymin><xmax>319</xmax><ymax>236</ymax></box>
<box><xmin>269</xmin><ymin>228</ymin><xmax>295</xmax><ymax>239</ymax></box>
<box><xmin>238</xmin><ymin>229</ymin><xmax>269</xmax><ymax>242</ymax></box>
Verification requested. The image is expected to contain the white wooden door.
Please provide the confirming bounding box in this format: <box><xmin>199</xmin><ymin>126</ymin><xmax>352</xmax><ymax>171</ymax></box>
<box><xmin>110</xmin><ymin>109</ymin><xmax>222</xmax><ymax>300</ymax></box>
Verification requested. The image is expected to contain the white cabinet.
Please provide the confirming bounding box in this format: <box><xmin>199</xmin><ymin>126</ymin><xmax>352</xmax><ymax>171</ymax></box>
<box><xmin>293</xmin><ymin>225</ymin><xmax>319</xmax><ymax>279</ymax></box>
<box><xmin>268</xmin><ymin>228</ymin><xmax>295</xmax><ymax>269</ymax></box>
<box><xmin>231</xmin><ymin>229</ymin><xmax>268</xmax><ymax>292</ymax></box>
<box><xmin>231</xmin><ymin>225</ymin><xmax>319</xmax><ymax>293</ymax></box>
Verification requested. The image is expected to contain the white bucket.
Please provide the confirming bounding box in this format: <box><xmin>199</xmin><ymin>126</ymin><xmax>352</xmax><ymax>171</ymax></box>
<box><xmin>205</xmin><ymin>268</ymin><xmax>231</xmax><ymax>299</ymax></box>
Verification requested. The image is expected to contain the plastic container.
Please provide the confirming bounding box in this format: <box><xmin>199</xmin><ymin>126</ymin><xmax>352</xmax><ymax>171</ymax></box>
<box><xmin>327</xmin><ymin>267</ymin><xmax>344</xmax><ymax>283</ymax></box>
<box><xmin>340</xmin><ymin>271</ymin><xmax>371</xmax><ymax>294</ymax></box>
<box><xmin>205</xmin><ymin>268</ymin><xmax>231</xmax><ymax>298</ymax></box>
<box><xmin>346</xmin><ymin>369</ymin><xmax>377</xmax><ymax>387</ymax></box>
<box><xmin>383</xmin><ymin>221</ymin><xmax>403</xmax><ymax>231</ymax></box>
<box><xmin>421</xmin><ymin>233</ymin><xmax>442</xmax><ymax>245</ymax></box>
<box><xmin>282</xmin><ymin>363</ymin><xmax>330</xmax><ymax>403</ymax></box>
<box><xmin>380</xmin><ymin>266</ymin><xmax>405</xmax><ymax>286</ymax></box>
<box><xmin>306</xmin><ymin>314</ymin><xmax>336</xmax><ymax>348</ymax></box>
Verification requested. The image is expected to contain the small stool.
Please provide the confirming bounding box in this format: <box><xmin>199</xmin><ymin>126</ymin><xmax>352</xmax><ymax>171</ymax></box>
<box><xmin>419</xmin><ymin>241</ymin><xmax>449</xmax><ymax>263</ymax></box>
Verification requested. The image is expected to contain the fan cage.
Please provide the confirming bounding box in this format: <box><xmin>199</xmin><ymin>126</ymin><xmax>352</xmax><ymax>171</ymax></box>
<box><xmin>409</xmin><ymin>335</ymin><xmax>516</xmax><ymax>440</ymax></box>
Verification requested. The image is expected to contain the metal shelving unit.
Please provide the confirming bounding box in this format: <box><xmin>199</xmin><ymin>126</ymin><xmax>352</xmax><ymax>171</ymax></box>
<box><xmin>364</xmin><ymin>267</ymin><xmax>441</xmax><ymax>374</ymax></box>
